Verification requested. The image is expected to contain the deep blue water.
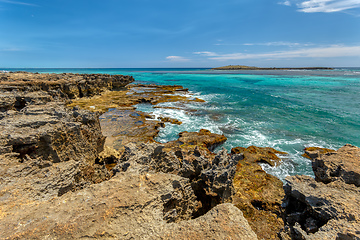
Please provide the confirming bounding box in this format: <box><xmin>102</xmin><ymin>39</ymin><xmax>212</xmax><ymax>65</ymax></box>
<box><xmin>2</xmin><ymin>67</ymin><xmax>360</xmax><ymax>180</ymax></box>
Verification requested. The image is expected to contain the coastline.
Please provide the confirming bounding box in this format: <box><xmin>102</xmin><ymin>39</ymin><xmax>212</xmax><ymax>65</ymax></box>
<box><xmin>1</xmin><ymin>72</ymin><xmax>359</xmax><ymax>239</ymax></box>
<box><xmin>212</xmin><ymin>65</ymin><xmax>334</xmax><ymax>70</ymax></box>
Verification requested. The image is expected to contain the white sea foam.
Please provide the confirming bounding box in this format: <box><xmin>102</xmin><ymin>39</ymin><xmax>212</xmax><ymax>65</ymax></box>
<box><xmin>133</xmin><ymin>74</ymin><xmax>349</xmax><ymax>182</ymax></box>
<box><xmin>260</xmin><ymin>152</ymin><xmax>314</xmax><ymax>182</ymax></box>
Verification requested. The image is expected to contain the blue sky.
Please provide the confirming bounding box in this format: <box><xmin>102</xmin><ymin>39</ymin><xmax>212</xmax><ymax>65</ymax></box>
<box><xmin>0</xmin><ymin>0</ymin><xmax>360</xmax><ymax>68</ymax></box>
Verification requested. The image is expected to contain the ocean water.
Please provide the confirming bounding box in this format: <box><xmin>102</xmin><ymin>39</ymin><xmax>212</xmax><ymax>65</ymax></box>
<box><xmin>3</xmin><ymin>67</ymin><xmax>360</xmax><ymax>181</ymax></box>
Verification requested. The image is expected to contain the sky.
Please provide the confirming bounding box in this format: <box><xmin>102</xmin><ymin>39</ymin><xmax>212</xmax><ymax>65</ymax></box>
<box><xmin>0</xmin><ymin>0</ymin><xmax>360</xmax><ymax>68</ymax></box>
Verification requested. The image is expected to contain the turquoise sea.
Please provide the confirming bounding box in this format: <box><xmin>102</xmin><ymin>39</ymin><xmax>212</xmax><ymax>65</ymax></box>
<box><xmin>3</xmin><ymin>67</ymin><xmax>360</xmax><ymax>181</ymax></box>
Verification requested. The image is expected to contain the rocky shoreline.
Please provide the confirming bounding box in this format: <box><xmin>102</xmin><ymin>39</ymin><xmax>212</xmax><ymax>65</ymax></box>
<box><xmin>1</xmin><ymin>72</ymin><xmax>359</xmax><ymax>239</ymax></box>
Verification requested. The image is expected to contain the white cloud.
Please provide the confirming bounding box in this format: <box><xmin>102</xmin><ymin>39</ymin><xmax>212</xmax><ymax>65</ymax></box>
<box><xmin>193</xmin><ymin>51</ymin><xmax>218</xmax><ymax>56</ymax></box>
<box><xmin>299</xmin><ymin>0</ymin><xmax>360</xmax><ymax>12</ymax></box>
<box><xmin>282</xmin><ymin>0</ymin><xmax>360</xmax><ymax>12</ymax></box>
<box><xmin>265</xmin><ymin>42</ymin><xmax>300</xmax><ymax>46</ymax></box>
<box><xmin>214</xmin><ymin>41</ymin><xmax>312</xmax><ymax>47</ymax></box>
<box><xmin>245</xmin><ymin>41</ymin><xmax>312</xmax><ymax>47</ymax></box>
<box><xmin>195</xmin><ymin>45</ymin><xmax>360</xmax><ymax>61</ymax></box>
<box><xmin>166</xmin><ymin>56</ymin><xmax>190</xmax><ymax>62</ymax></box>
<box><xmin>0</xmin><ymin>0</ymin><xmax>37</xmax><ymax>6</ymax></box>
<box><xmin>279</xmin><ymin>0</ymin><xmax>292</xmax><ymax>6</ymax></box>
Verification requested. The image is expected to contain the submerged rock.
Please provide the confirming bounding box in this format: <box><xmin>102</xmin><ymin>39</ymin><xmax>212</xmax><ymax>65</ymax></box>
<box><xmin>158</xmin><ymin>115</ymin><xmax>182</xmax><ymax>125</ymax></box>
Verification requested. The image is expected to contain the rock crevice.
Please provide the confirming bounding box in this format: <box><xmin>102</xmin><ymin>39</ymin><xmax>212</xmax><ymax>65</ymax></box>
<box><xmin>113</xmin><ymin>142</ymin><xmax>241</xmax><ymax>219</ymax></box>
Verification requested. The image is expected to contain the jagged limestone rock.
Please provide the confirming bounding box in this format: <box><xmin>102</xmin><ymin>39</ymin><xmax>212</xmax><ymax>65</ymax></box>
<box><xmin>0</xmin><ymin>170</ymin><xmax>257</xmax><ymax>240</ymax></box>
<box><xmin>281</xmin><ymin>145</ymin><xmax>360</xmax><ymax>239</ymax></box>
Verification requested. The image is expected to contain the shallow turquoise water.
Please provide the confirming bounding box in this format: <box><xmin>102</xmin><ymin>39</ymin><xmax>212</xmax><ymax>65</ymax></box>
<box><xmin>4</xmin><ymin>68</ymin><xmax>359</xmax><ymax>180</ymax></box>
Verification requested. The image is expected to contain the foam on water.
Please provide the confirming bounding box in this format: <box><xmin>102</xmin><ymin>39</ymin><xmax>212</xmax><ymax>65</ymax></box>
<box><xmin>134</xmin><ymin>75</ymin><xmax>357</xmax><ymax>181</ymax></box>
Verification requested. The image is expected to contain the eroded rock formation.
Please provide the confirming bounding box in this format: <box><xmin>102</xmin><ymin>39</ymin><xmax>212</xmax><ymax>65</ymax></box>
<box><xmin>113</xmin><ymin>142</ymin><xmax>242</xmax><ymax>218</ymax></box>
<box><xmin>0</xmin><ymin>72</ymin><xmax>131</xmax><ymax>208</ymax></box>
<box><xmin>0</xmin><ymin>72</ymin><xmax>134</xmax><ymax>102</ymax></box>
<box><xmin>67</xmin><ymin>83</ymin><xmax>204</xmax><ymax>113</ymax></box>
<box><xmin>0</xmin><ymin>72</ymin><xmax>258</xmax><ymax>239</ymax></box>
<box><xmin>281</xmin><ymin>144</ymin><xmax>360</xmax><ymax>239</ymax></box>
<box><xmin>1</xmin><ymin>168</ymin><xmax>257</xmax><ymax>239</ymax></box>
<box><xmin>231</xmin><ymin>146</ymin><xmax>287</xmax><ymax>239</ymax></box>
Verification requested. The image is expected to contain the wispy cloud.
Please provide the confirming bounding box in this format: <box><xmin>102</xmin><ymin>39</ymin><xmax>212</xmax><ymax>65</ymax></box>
<box><xmin>215</xmin><ymin>41</ymin><xmax>312</xmax><ymax>47</ymax></box>
<box><xmin>299</xmin><ymin>0</ymin><xmax>360</xmax><ymax>12</ymax></box>
<box><xmin>193</xmin><ymin>51</ymin><xmax>218</xmax><ymax>57</ymax></box>
<box><xmin>0</xmin><ymin>47</ymin><xmax>22</xmax><ymax>51</ymax></box>
<box><xmin>0</xmin><ymin>0</ymin><xmax>37</xmax><ymax>6</ymax></box>
<box><xmin>246</xmin><ymin>41</ymin><xmax>312</xmax><ymax>47</ymax></box>
<box><xmin>194</xmin><ymin>45</ymin><xmax>360</xmax><ymax>60</ymax></box>
<box><xmin>166</xmin><ymin>56</ymin><xmax>190</xmax><ymax>62</ymax></box>
<box><xmin>280</xmin><ymin>0</ymin><xmax>360</xmax><ymax>13</ymax></box>
<box><xmin>279</xmin><ymin>0</ymin><xmax>292</xmax><ymax>6</ymax></box>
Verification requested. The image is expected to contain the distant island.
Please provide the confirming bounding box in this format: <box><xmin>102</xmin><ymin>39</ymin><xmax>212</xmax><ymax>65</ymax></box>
<box><xmin>212</xmin><ymin>65</ymin><xmax>334</xmax><ymax>70</ymax></box>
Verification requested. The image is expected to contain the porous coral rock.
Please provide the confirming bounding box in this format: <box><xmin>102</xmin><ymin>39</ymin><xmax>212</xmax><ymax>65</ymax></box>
<box><xmin>281</xmin><ymin>145</ymin><xmax>360</xmax><ymax>239</ymax></box>
<box><xmin>114</xmin><ymin>143</ymin><xmax>241</xmax><ymax>218</ymax></box>
<box><xmin>301</xmin><ymin>146</ymin><xmax>335</xmax><ymax>160</ymax></box>
<box><xmin>311</xmin><ymin>144</ymin><xmax>360</xmax><ymax>186</ymax></box>
<box><xmin>231</xmin><ymin>146</ymin><xmax>287</xmax><ymax>240</ymax></box>
<box><xmin>164</xmin><ymin>129</ymin><xmax>227</xmax><ymax>152</ymax></box>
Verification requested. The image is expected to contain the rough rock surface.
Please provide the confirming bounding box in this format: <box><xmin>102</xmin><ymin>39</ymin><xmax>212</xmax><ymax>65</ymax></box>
<box><xmin>281</xmin><ymin>145</ymin><xmax>360</xmax><ymax>239</ymax></box>
<box><xmin>99</xmin><ymin>109</ymin><xmax>163</xmax><ymax>152</ymax></box>
<box><xmin>231</xmin><ymin>145</ymin><xmax>287</xmax><ymax>167</ymax></box>
<box><xmin>0</xmin><ymin>72</ymin><xmax>258</xmax><ymax>239</ymax></box>
<box><xmin>231</xmin><ymin>146</ymin><xmax>287</xmax><ymax>240</ymax></box>
<box><xmin>0</xmin><ymin>102</ymin><xmax>105</xmax><ymax>161</ymax></box>
<box><xmin>0</xmin><ymin>73</ymin><xmax>133</xmax><ymax>212</ymax></box>
<box><xmin>1</xmin><ymin>150</ymin><xmax>257</xmax><ymax>240</ymax></box>
<box><xmin>68</xmin><ymin>83</ymin><xmax>204</xmax><ymax>114</ymax></box>
<box><xmin>301</xmin><ymin>146</ymin><xmax>335</xmax><ymax>160</ymax></box>
<box><xmin>162</xmin><ymin>203</ymin><xmax>258</xmax><ymax>240</ymax></box>
<box><xmin>311</xmin><ymin>144</ymin><xmax>360</xmax><ymax>186</ymax></box>
<box><xmin>0</xmin><ymin>72</ymin><xmax>134</xmax><ymax>103</ymax></box>
<box><xmin>164</xmin><ymin>129</ymin><xmax>227</xmax><ymax>152</ymax></box>
<box><xmin>0</xmin><ymin>102</ymin><xmax>110</xmax><ymax>216</ymax></box>
<box><xmin>69</xmin><ymin>84</ymin><xmax>207</xmax><ymax>153</ymax></box>
<box><xmin>283</xmin><ymin>175</ymin><xmax>360</xmax><ymax>239</ymax></box>
<box><xmin>114</xmin><ymin>142</ymin><xmax>242</xmax><ymax>217</ymax></box>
